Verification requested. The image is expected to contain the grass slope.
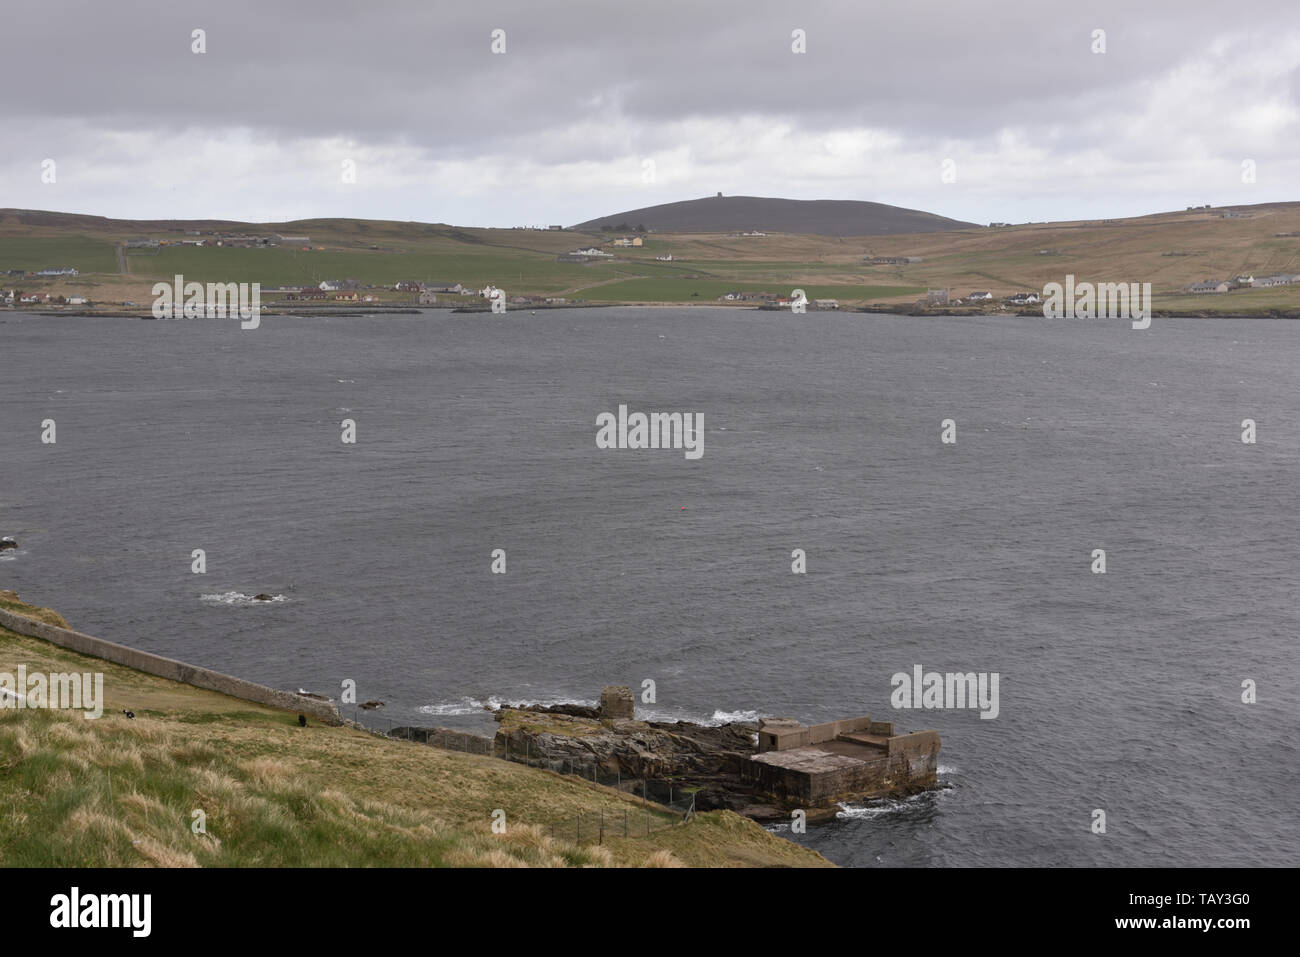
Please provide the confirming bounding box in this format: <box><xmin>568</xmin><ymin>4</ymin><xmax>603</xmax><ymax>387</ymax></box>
<box><xmin>0</xmin><ymin>592</ymin><xmax>829</xmax><ymax>868</ymax></box>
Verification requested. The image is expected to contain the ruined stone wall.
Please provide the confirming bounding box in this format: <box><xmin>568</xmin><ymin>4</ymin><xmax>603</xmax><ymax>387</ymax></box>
<box><xmin>805</xmin><ymin>715</ymin><xmax>875</xmax><ymax>744</ymax></box>
<box><xmin>740</xmin><ymin>736</ymin><xmax>940</xmax><ymax>807</ymax></box>
<box><xmin>0</xmin><ymin>607</ymin><xmax>342</xmax><ymax>725</ymax></box>
<box><xmin>600</xmin><ymin>685</ymin><xmax>635</xmax><ymax>720</ymax></box>
<box><xmin>887</xmin><ymin>730</ymin><xmax>940</xmax><ymax>756</ymax></box>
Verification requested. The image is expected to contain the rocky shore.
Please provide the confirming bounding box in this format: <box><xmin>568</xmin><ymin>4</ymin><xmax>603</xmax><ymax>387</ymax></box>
<box><xmin>390</xmin><ymin>686</ymin><xmax>941</xmax><ymax>824</ymax></box>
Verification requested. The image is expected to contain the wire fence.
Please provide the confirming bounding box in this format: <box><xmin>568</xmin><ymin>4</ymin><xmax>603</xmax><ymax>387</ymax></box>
<box><xmin>351</xmin><ymin>711</ymin><xmax>698</xmax><ymax>843</ymax></box>
<box><xmin>541</xmin><ymin>795</ymin><xmax>695</xmax><ymax>846</ymax></box>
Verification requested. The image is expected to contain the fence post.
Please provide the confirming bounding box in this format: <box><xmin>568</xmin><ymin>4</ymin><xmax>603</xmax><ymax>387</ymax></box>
<box><xmin>599</xmin><ymin>810</ymin><xmax>604</xmax><ymax>845</ymax></box>
<box><xmin>624</xmin><ymin>808</ymin><xmax>628</xmax><ymax>837</ymax></box>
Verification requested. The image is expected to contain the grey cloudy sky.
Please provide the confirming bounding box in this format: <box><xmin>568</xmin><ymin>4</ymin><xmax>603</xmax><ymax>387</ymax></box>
<box><xmin>3</xmin><ymin>0</ymin><xmax>1298</xmax><ymax>227</ymax></box>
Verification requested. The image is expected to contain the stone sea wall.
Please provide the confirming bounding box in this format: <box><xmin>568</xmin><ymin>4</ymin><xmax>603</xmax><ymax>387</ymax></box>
<box><xmin>0</xmin><ymin>606</ymin><xmax>342</xmax><ymax>725</ymax></box>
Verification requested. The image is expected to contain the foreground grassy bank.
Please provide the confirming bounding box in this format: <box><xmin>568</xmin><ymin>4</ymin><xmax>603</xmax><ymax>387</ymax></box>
<box><xmin>0</xmin><ymin>592</ymin><xmax>829</xmax><ymax>867</ymax></box>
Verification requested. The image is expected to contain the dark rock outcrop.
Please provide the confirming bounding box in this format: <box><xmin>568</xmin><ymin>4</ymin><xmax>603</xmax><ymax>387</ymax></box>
<box><xmin>502</xmin><ymin>701</ymin><xmax>600</xmax><ymax>719</ymax></box>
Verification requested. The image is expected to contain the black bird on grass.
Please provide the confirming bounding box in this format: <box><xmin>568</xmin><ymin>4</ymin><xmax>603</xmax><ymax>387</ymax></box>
<box><xmin>297</xmin><ymin>714</ymin><xmax>307</xmax><ymax>727</ymax></box>
<box><xmin>122</xmin><ymin>709</ymin><xmax>134</xmax><ymax>719</ymax></box>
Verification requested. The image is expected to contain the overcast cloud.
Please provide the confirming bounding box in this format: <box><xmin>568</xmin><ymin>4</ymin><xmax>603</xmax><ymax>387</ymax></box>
<box><xmin>2</xmin><ymin>0</ymin><xmax>1297</xmax><ymax>227</ymax></box>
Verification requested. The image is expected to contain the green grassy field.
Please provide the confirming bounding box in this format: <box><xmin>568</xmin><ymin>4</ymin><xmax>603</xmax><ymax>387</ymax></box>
<box><xmin>133</xmin><ymin>245</ymin><xmax>611</xmax><ymax>293</ymax></box>
<box><xmin>0</xmin><ymin>591</ymin><xmax>830</xmax><ymax>868</ymax></box>
<box><xmin>0</xmin><ymin>236</ymin><xmax>117</xmax><ymax>274</ymax></box>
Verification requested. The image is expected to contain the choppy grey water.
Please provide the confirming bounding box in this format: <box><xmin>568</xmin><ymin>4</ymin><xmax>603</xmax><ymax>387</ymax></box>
<box><xmin>2</xmin><ymin>307</ymin><xmax>1297</xmax><ymax>867</ymax></box>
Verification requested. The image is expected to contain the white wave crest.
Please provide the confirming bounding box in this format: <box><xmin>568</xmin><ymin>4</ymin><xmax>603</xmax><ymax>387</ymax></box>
<box><xmin>417</xmin><ymin>694</ymin><xmax>600</xmax><ymax>716</ymax></box>
<box><xmin>200</xmin><ymin>591</ymin><xmax>288</xmax><ymax>606</ymax></box>
<box><xmin>416</xmin><ymin>696</ymin><xmax>500</xmax><ymax>716</ymax></box>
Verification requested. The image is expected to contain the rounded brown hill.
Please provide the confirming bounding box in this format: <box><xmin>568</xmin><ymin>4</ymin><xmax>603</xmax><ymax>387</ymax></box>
<box><xmin>570</xmin><ymin>194</ymin><xmax>979</xmax><ymax>236</ymax></box>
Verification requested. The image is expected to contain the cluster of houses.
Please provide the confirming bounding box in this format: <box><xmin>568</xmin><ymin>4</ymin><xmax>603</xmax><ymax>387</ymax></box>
<box><xmin>279</xmin><ymin>287</ymin><xmax>376</xmax><ymax>302</ymax></box>
<box><xmin>557</xmin><ymin>247</ymin><xmax>615</xmax><ymax>263</ymax></box>
<box><xmin>3</xmin><ymin>266</ymin><xmax>87</xmax><ymax>305</ymax></box>
<box><xmin>718</xmin><ymin>291</ymin><xmax>839</xmax><ymax>309</ymax></box>
<box><xmin>925</xmin><ymin>289</ymin><xmax>1040</xmax><ymax>306</ymax></box>
<box><xmin>272</xmin><ymin>278</ymin><xmax>372</xmax><ymax>302</ymax></box>
<box><xmin>3</xmin><ymin>289</ymin><xmax>89</xmax><ymax>305</ymax></box>
<box><xmin>1186</xmin><ymin>274</ymin><xmax>1300</xmax><ymax>294</ymax></box>
<box><xmin>556</xmin><ymin>234</ymin><xmax>688</xmax><ymax>263</ymax></box>
<box><xmin>270</xmin><ymin>278</ymin><xmax>484</xmax><ymax>303</ymax></box>
<box><xmin>2</xmin><ymin>266</ymin><xmax>79</xmax><ymax>278</ymax></box>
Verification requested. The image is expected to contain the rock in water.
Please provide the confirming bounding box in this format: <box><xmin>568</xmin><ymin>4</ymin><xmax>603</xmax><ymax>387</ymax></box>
<box><xmin>0</xmin><ymin>537</ymin><xmax>17</xmax><ymax>551</ymax></box>
<box><xmin>359</xmin><ymin>700</ymin><xmax>385</xmax><ymax>710</ymax></box>
<box><xmin>253</xmin><ymin>593</ymin><xmax>274</xmax><ymax>601</ymax></box>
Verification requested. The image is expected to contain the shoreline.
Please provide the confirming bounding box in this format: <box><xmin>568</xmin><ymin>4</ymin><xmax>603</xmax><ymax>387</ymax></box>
<box><xmin>0</xmin><ymin>590</ymin><xmax>835</xmax><ymax>867</ymax></box>
<box><xmin>7</xmin><ymin>303</ymin><xmax>1300</xmax><ymax>321</ymax></box>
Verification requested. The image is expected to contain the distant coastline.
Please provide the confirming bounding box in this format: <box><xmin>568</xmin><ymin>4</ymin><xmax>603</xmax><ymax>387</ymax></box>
<box><xmin>8</xmin><ymin>303</ymin><xmax>1300</xmax><ymax>321</ymax></box>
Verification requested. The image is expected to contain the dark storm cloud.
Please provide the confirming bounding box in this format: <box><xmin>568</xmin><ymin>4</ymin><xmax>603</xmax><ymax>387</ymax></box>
<box><xmin>5</xmin><ymin>0</ymin><xmax>1295</xmax><ymax>154</ymax></box>
<box><xmin>2</xmin><ymin>0</ymin><xmax>1296</xmax><ymax>223</ymax></box>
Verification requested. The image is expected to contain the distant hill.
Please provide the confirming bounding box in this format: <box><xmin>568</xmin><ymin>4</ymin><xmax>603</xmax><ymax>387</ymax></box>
<box><xmin>570</xmin><ymin>195</ymin><xmax>980</xmax><ymax>236</ymax></box>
